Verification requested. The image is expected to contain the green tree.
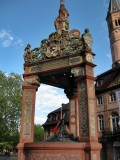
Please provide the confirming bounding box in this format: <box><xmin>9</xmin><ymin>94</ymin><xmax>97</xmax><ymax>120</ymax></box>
<box><xmin>0</xmin><ymin>71</ymin><xmax>22</xmax><ymax>150</ymax></box>
<box><xmin>34</xmin><ymin>124</ymin><xmax>44</xmax><ymax>142</ymax></box>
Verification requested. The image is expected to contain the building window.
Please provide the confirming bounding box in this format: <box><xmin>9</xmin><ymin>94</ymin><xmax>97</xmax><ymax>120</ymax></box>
<box><xmin>50</xmin><ymin>116</ymin><xmax>52</xmax><ymax>121</ymax></box>
<box><xmin>56</xmin><ymin>114</ymin><xmax>59</xmax><ymax>121</ymax></box>
<box><xmin>97</xmin><ymin>96</ymin><xmax>103</xmax><ymax>105</ymax></box>
<box><xmin>115</xmin><ymin>19</ymin><xmax>118</xmax><ymax>26</ymax></box>
<box><xmin>47</xmin><ymin>117</ymin><xmax>50</xmax><ymax>122</ymax></box>
<box><xmin>111</xmin><ymin>112</ymin><xmax>119</xmax><ymax>132</ymax></box>
<box><xmin>53</xmin><ymin>116</ymin><xmax>56</xmax><ymax>121</ymax></box>
<box><xmin>109</xmin><ymin>92</ymin><xmax>116</xmax><ymax>102</ymax></box>
<box><xmin>96</xmin><ymin>80</ymin><xmax>103</xmax><ymax>87</ymax></box>
<box><xmin>118</xmin><ymin>19</ymin><xmax>120</xmax><ymax>26</ymax></box>
<box><xmin>63</xmin><ymin>112</ymin><xmax>65</xmax><ymax>119</ymax></box>
<box><xmin>98</xmin><ymin>115</ymin><xmax>104</xmax><ymax>131</ymax></box>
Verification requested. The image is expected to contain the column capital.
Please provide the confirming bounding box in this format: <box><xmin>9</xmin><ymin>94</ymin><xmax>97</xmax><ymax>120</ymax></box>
<box><xmin>23</xmin><ymin>75</ymin><xmax>40</xmax><ymax>91</ymax></box>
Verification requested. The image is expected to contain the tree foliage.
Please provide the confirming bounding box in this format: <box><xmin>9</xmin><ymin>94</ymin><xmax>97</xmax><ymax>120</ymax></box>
<box><xmin>34</xmin><ymin>124</ymin><xmax>44</xmax><ymax>142</ymax></box>
<box><xmin>0</xmin><ymin>71</ymin><xmax>22</xmax><ymax>149</ymax></box>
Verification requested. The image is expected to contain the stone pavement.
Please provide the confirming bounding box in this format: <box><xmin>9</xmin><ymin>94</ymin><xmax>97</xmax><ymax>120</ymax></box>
<box><xmin>0</xmin><ymin>156</ymin><xmax>17</xmax><ymax>160</ymax></box>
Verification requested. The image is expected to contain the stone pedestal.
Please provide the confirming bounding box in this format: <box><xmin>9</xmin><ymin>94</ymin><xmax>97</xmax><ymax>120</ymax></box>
<box><xmin>18</xmin><ymin>142</ymin><xmax>101</xmax><ymax>160</ymax></box>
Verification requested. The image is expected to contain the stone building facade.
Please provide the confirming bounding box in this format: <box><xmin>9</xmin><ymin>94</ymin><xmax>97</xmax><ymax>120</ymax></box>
<box><xmin>96</xmin><ymin>66</ymin><xmax>120</xmax><ymax>160</ymax></box>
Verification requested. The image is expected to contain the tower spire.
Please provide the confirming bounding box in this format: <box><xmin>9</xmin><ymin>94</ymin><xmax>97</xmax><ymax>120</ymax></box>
<box><xmin>106</xmin><ymin>0</ymin><xmax>120</xmax><ymax>68</ymax></box>
<box><xmin>108</xmin><ymin>0</ymin><xmax>120</xmax><ymax>13</ymax></box>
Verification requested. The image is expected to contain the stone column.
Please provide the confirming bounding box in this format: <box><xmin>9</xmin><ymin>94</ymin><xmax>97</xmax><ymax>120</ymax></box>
<box><xmin>65</xmin><ymin>84</ymin><xmax>79</xmax><ymax>138</ymax></box>
<box><xmin>17</xmin><ymin>75</ymin><xmax>40</xmax><ymax>160</ymax></box>
<box><xmin>76</xmin><ymin>61</ymin><xmax>101</xmax><ymax>160</ymax></box>
<box><xmin>69</xmin><ymin>97</ymin><xmax>79</xmax><ymax>137</ymax></box>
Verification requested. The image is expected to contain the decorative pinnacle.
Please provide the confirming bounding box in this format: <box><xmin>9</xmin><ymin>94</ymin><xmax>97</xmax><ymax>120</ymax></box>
<box><xmin>60</xmin><ymin>0</ymin><xmax>64</xmax><ymax>5</ymax></box>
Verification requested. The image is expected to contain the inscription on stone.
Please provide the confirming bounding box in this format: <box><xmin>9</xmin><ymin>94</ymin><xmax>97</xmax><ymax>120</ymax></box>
<box><xmin>29</xmin><ymin>56</ymin><xmax>83</xmax><ymax>74</ymax></box>
<box><xmin>26</xmin><ymin>153</ymin><xmax>81</xmax><ymax>160</ymax></box>
<box><xmin>69</xmin><ymin>56</ymin><xmax>83</xmax><ymax>65</ymax></box>
<box><xmin>30</xmin><ymin>58</ymin><xmax>69</xmax><ymax>73</ymax></box>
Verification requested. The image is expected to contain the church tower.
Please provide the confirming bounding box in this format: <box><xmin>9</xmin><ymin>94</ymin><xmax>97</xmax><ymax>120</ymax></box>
<box><xmin>106</xmin><ymin>0</ymin><xmax>120</xmax><ymax>68</ymax></box>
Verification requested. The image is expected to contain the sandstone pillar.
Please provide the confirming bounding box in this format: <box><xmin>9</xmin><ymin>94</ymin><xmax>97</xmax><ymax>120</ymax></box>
<box><xmin>17</xmin><ymin>75</ymin><xmax>40</xmax><ymax>160</ymax></box>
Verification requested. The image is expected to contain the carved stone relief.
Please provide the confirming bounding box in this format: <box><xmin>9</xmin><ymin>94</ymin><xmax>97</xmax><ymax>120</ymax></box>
<box><xmin>23</xmin><ymin>4</ymin><xmax>93</xmax><ymax>64</ymax></box>
<box><xmin>23</xmin><ymin>92</ymin><xmax>33</xmax><ymax>138</ymax></box>
<box><xmin>86</xmin><ymin>66</ymin><xmax>93</xmax><ymax>76</ymax></box>
<box><xmin>25</xmin><ymin>76</ymin><xmax>40</xmax><ymax>86</ymax></box>
<box><xmin>89</xmin><ymin>99</ymin><xmax>96</xmax><ymax>136</ymax></box>
<box><xmin>88</xmin><ymin>81</ymin><xmax>96</xmax><ymax>136</ymax></box>
<box><xmin>79</xmin><ymin>82</ymin><xmax>89</xmax><ymax>136</ymax></box>
<box><xmin>20</xmin><ymin>152</ymin><xmax>24</xmax><ymax>160</ymax></box>
<box><xmin>71</xmin><ymin>125</ymin><xmax>76</xmax><ymax>136</ymax></box>
<box><xmin>71</xmin><ymin>67</ymin><xmax>84</xmax><ymax>77</ymax></box>
<box><xmin>93</xmin><ymin>154</ymin><xmax>97</xmax><ymax>160</ymax></box>
<box><xmin>26</xmin><ymin>153</ymin><xmax>81</xmax><ymax>160</ymax></box>
<box><xmin>29</xmin><ymin>58</ymin><xmax>69</xmax><ymax>73</ymax></box>
<box><xmin>70</xmin><ymin>100</ymin><xmax>75</xmax><ymax>115</ymax></box>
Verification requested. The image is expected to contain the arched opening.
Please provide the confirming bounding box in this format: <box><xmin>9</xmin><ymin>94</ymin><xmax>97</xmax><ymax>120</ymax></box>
<box><xmin>34</xmin><ymin>84</ymin><xmax>68</xmax><ymax>141</ymax></box>
<box><xmin>115</xmin><ymin>19</ymin><xmax>118</xmax><ymax>26</ymax></box>
<box><xmin>118</xmin><ymin>19</ymin><xmax>120</xmax><ymax>26</ymax></box>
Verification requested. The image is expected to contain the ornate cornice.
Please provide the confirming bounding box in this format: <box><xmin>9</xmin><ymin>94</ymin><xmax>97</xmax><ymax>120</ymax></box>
<box><xmin>23</xmin><ymin>2</ymin><xmax>93</xmax><ymax>64</ymax></box>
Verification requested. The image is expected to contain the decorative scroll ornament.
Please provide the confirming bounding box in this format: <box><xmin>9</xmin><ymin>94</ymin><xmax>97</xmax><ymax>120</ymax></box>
<box><xmin>23</xmin><ymin>1</ymin><xmax>93</xmax><ymax>63</ymax></box>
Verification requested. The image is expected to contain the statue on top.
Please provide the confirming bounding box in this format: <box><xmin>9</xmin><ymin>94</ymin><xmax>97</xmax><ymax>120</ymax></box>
<box><xmin>54</xmin><ymin>0</ymin><xmax>69</xmax><ymax>35</ymax></box>
<box><xmin>23</xmin><ymin>1</ymin><xmax>93</xmax><ymax>63</ymax></box>
<box><xmin>82</xmin><ymin>28</ymin><xmax>93</xmax><ymax>52</ymax></box>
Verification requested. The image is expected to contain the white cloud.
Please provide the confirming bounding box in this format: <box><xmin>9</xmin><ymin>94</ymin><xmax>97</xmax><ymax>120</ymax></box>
<box><xmin>0</xmin><ymin>29</ymin><xmax>23</xmax><ymax>48</ymax></box>
<box><xmin>14</xmin><ymin>38</ymin><xmax>23</xmax><ymax>46</ymax></box>
<box><xmin>35</xmin><ymin>84</ymin><xmax>68</xmax><ymax>125</ymax></box>
<box><xmin>102</xmin><ymin>21</ymin><xmax>108</xmax><ymax>31</ymax></box>
<box><xmin>2</xmin><ymin>39</ymin><xmax>13</xmax><ymax>48</ymax></box>
<box><xmin>35</xmin><ymin>117</ymin><xmax>46</xmax><ymax>125</ymax></box>
<box><xmin>0</xmin><ymin>29</ymin><xmax>7</xmax><ymax>38</ymax></box>
<box><xmin>103</xmin><ymin>0</ymin><xmax>109</xmax><ymax>8</ymax></box>
<box><xmin>0</xmin><ymin>29</ymin><xmax>14</xmax><ymax>47</ymax></box>
<box><xmin>105</xmin><ymin>51</ymin><xmax>112</xmax><ymax>64</ymax></box>
<box><xmin>106</xmin><ymin>53</ymin><xmax>111</xmax><ymax>58</ymax></box>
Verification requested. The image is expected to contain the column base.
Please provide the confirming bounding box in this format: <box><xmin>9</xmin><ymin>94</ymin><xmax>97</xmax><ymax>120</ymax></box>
<box><xmin>17</xmin><ymin>141</ymin><xmax>101</xmax><ymax>160</ymax></box>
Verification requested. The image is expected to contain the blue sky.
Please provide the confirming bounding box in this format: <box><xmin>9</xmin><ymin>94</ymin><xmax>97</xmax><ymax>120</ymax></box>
<box><xmin>0</xmin><ymin>0</ymin><xmax>111</xmax><ymax>124</ymax></box>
